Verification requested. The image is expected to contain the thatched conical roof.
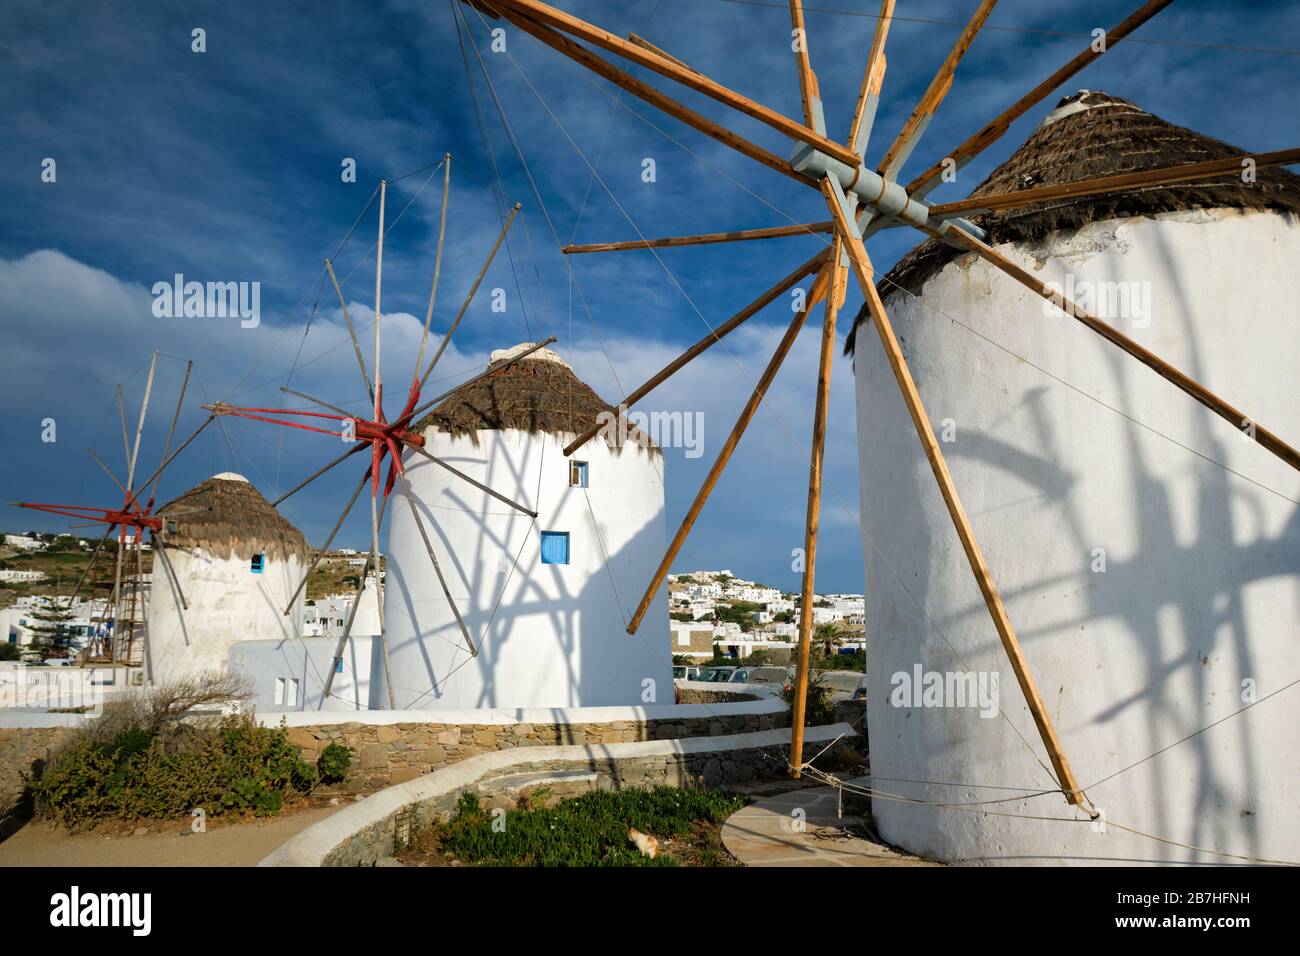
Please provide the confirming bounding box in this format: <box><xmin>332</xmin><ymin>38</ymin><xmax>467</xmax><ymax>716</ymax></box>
<box><xmin>414</xmin><ymin>344</ymin><xmax>657</xmax><ymax>452</ymax></box>
<box><xmin>157</xmin><ymin>473</ymin><xmax>308</xmax><ymax>561</ymax></box>
<box><xmin>847</xmin><ymin>90</ymin><xmax>1300</xmax><ymax>353</ymax></box>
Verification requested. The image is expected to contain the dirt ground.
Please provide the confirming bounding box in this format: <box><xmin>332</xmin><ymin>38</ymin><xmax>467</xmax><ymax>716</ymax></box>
<box><xmin>0</xmin><ymin>803</ymin><xmax>343</xmax><ymax>867</ymax></box>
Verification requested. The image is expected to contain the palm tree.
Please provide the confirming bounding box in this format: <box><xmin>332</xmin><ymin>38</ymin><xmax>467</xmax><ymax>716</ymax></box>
<box><xmin>814</xmin><ymin>623</ymin><xmax>841</xmax><ymax>657</ymax></box>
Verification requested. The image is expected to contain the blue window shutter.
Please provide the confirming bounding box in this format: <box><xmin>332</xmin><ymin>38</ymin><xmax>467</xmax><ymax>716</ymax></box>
<box><xmin>540</xmin><ymin>532</ymin><xmax>570</xmax><ymax>565</ymax></box>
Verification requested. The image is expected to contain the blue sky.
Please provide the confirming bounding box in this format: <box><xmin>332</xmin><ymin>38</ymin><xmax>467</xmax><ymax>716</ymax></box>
<box><xmin>1</xmin><ymin>0</ymin><xmax>1296</xmax><ymax>593</ymax></box>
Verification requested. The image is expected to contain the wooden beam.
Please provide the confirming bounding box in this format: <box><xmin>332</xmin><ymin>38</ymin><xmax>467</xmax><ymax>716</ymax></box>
<box><xmin>407</xmin><ymin>443</ymin><xmax>538</xmax><ymax>517</ymax></box>
<box><xmin>562</xmin><ymin>221</ymin><xmax>833</xmax><ymax>254</ymax></box>
<box><xmin>927</xmin><ymin>147</ymin><xmax>1300</xmax><ymax>218</ymax></box>
<box><xmin>625</xmin><ymin>274</ymin><xmax>824</xmax><ymax>634</ymax></box>
<box><xmin>326</xmin><ymin>257</ymin><xmax>376</xmax><ymax>404</ymax></box>
<box><xmin>486</xmin><ymin>0</ymin><xmax>863</xmax><ymax>169</ymax></box>
<box><xmin>402</xmin><ymin>475</ymin><xmax>478</xmax><ymax>657</ymax></box>
<box><xmin>127</xmin><ymin>352</ymin><xmax>159</xmax><ymax>492</ymax></box>
<box><xmin>419</xmin><ymin>203</ymin><xmax>521</xmax><ymax>388</ymax></box>
<box><xmin>877</xmin><ymin>0</ymin><xmax>997</xmax><ymax>180</ymax></box>
<box><xmin>497</xmin><ymin>7</ymin><xmax>810</xmax><ymax>186</ymax></box>
<box><xmin>321</xmin><ymin>492</ymin><xmax>392</xmax><ymax>703</ymax></box>
<box><xmin>626</xmin><ymin>32</ymin><xmax>691</xmax><ymax>72</ymax></box>
<box><xmin>847</xmin><ymin>0</ymin><xmax>895</xmax><ymax>154</ymax></box>
<box><xmin>373</xmin><ymin>179</ymin><xmax>387</xmax><ymax>432</ymax></box>
<box><xmin>787</xmin><ymin>0</ymin><xmax>822</xmax><ymax>131</ymax></box>
<box><xmin>939</xmin><ymin>225</ymin><xmax>1300</xmax><ymax>474</ymax></box>
<box><xmin>905</xmin><ymin>0</ymin><xmax>1175</xmax><ymax>199</ymax></box>
<box><xmin>823</xmin><ymin>178</ymin><xmax>1084</xmax><ymax>805</ymax></box>
<box><xmin>563</xmin><ymin>249</ymin><xmax>831</xmax><ymax>457</ymax></box>
<box><xmin>414</xmin><ymin>154</ymin><xmax>453</xmax><ymax>385</ymax></box>
<box><xmin>282</xmin><ymin>467</ymin><xmax>371</xmax><ymax>616</ymax></box>
<box><xmin>144</xmin><ymin>358</ymin><xmax>192</xmax><ymax>505</ymax></box>
<box><xmin>789</xmin><ymin>237</ymin><xmax>845</xmax><ymax>779</ymax></box>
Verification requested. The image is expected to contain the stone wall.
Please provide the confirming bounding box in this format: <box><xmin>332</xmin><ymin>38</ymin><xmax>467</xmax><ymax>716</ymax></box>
<box><xmin>286</xmin><ymin>707</ymin><xmax>789</xmax><ymax>793</ymax></box>
<box><xmin>0</xmin><ymin>725</ymin><xmax>76</xmax><ymax>815</ymax></box>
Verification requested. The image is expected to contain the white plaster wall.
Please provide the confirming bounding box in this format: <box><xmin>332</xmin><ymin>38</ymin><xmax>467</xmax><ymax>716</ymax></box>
<box><xmin>853</xmin><ymin>209</ymin><xmax>1300</xmax><ymax>864</ymax></box>
<box><xmin>148</xmin><ymin>546</ymin><xmax>305</xmax><ymax>686</ymax></box>
<box><xmin>385</xmin><ymin>428</ymin><xmax>672</xmax><ymax>709</ymax></box>
<box><xmin>229</xmin><ymin>635</ymin><xmax>380</xmax><ymax>712</ymax></box>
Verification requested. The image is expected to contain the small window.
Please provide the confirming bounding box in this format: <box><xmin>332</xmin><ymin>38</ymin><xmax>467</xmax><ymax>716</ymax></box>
<box><xmin>274</xmin><ymin>677</ymin><xmax>286</xmax><ymax>706</ymax></box>
<box><xmin>569</xmin><ymin>460</ymin><xmax>588</xmax><ymax>488</ymax></box>
<box><xmin>335</xmin><ymin>658</ymin><xmax>344</xmax><ymax>674</ymax></box>
<box><xmin>250</xmin><ymin>553</ymin><xmax>264</xmax><ymax>574</ymax></box>
<box><xmin>540</xmin><ymin>531</ymin><xmax>570</xmax><ymax>565</ymax></box>
<box><xmin>285</xmin><ymin>678</ymin><xmax>299</xmax><ymax>707</ymax></box>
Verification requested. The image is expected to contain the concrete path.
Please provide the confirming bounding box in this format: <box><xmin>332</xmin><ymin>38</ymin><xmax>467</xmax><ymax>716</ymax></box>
<box><xmin>721</xmin><ymin>784</ymin><xmax>938</xmax><ymax>867</ymax></box>
<box><xmin>0</xmin><ymin>804</ymin><xmax>344</xmax><ymax>867</ymax></box>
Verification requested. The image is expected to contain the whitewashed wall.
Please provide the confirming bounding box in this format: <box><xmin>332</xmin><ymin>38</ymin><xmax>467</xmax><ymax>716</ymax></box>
<box><xmin>149</xmin><ymin>545</ymin><xmax>305</xmax><ymax>686</ymax></box>
<box><xmin>385</xmin><ymin>428</ymin><xmax>672</xmax><ymax>709</ymax></box>
<box><xmin>230</xmin><ymin>635</ymin><xmax>380</xmax><ymax>712</ymax></box>
<box><xmin>853</xmin><ymin>209</ymin><xmax>1300</xmax><ymax>864</ymax></box>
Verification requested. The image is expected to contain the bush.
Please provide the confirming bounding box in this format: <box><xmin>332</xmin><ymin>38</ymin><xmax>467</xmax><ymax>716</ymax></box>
<box><xmin>31</xmin><ymin>713</ymin><xmax>320</xmax><ymax>826</ymax></box>
<box><xmin>317</xmin><ymin>743</ymin><xmax>352</xmax><ymax>784</ymax></box>
<box><xmin>782</xmin><ymin>672</ymin><xmax>836</xmax><ymax>727</ymax></box>
<box><xmin>27</xmin><ymin>676</ymin><xmax>320</xmax><ymax>828</ymax></box>
<box><xmin>427</xmin><ymin>786</ymin><xmax>748</xmax><ymax>866</ymax></box>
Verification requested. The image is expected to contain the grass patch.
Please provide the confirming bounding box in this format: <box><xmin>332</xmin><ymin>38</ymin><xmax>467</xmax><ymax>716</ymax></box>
<box><xmin>404</xmin><ymin>787</ymin><xmax>748</xmax><ymax>867</ymax></box>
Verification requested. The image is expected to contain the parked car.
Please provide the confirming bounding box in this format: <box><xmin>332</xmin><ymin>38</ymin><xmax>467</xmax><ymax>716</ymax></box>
<box><xmin>672</xmin><ymin>665</ymin><xmax>703</xmax><ymax>681</ymax></box>
<box><xmin>820</xmin><ymin>670</ymin><xmax>866</xmax><ymax>703</ymax></box>
<box><xmin>747</xmin><ymin>665</ymin><xmax>793</xmax><ymax>686</ymax></box>
<box><xmin>697</xmin><ymin>665</ymin><xmax>752</xmax><ymax>684</ymax></box>
<box><xmin>851</xmin><ymin>675</ymin><xmax>868</xmax><ymax>702</ymax></box>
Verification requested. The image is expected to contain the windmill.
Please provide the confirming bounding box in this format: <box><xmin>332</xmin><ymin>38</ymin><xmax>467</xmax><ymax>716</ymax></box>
<box><xmin>204</xmin><ymin>155</ymin><xmax>555</xmax><ymax>709</ymax></box>
<box><xmin>454</xmin><ymin>0</ymin><xmax>1300</xmax><ymax>809</ymax></box>
<box><xmin>12</xmin><ymin>352</ymin><xmax>214</xmax><ymax>673</ymax></box>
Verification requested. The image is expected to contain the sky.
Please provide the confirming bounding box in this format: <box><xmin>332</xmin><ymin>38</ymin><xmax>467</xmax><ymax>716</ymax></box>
<box><xmin>0</xmin><ymin>0</ymin><xmax>1296</xmax><ymax>594</ymax></box>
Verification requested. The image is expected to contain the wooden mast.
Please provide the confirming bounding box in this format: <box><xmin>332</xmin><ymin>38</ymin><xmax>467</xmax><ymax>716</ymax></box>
<box><xmin>625</xmin><ymin>265</ymin><xmax>833</xmax><ymax>634</ymax></box>
<box><xmin>823</xmin><ymin>180</ymin><xmax>1084</xmax><ymax>803</ymax></box>
<box><xmin>789</xmin><ymin>237</ymin><xmax>846</xmax><ymax>778</ymax></box>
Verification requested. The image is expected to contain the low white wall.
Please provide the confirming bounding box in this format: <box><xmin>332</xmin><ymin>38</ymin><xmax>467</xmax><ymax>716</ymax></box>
<box><xmin>0</xmin><ymin>697</ymin><xmax>784</xmax><ymax>730</ymax></box>
<box><xmin>254</xmin><ymin>695</ymin><xmax>787</xmax><ymax>729</ymax></box>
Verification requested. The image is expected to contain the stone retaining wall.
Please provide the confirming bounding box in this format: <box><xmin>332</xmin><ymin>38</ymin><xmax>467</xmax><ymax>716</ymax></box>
<box><xmin>0</xmin><ymin>726</ymin><xmax>76</xmax><ymax>815</ymax></box>
<box><xmin>286</xmin><ymin>706</ymin><xmax>789</xmax><ymax>793</ymax></box>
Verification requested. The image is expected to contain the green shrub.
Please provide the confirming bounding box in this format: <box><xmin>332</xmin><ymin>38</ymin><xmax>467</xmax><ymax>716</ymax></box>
<box><xmin>317</xmin><ymin>743</ymin><xmax>352</xmax><ymax>784</ymax></box>
<box><xmin>429</xmin><ymin>786</ymin><xmax>747</xmax><ymax>867</ymax></box>
<box><xmin>29</xmin><ymin>713</ymin><xmax>319</xmax><ymax>827</ymax></box>
<box><xmin>782</xmin><ymin>672</ymin><xmax>836</xmax><ymax>726</ymax></box>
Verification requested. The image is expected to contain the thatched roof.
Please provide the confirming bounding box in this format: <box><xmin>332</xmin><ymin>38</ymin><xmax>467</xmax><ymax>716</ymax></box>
<box><xmin>157</xmin><ymin>473</ymin><xmax>308</xmax><ymax>561</ymax></box>
<box><xmin>414</xmin><ymin>344</ymin><xmax>658</xmax><ymax>453</ymax></box>
<box><xmin>847</xmin><ymin>90</ymin><xmax>1300</xmax><ymax>354</ymax></box>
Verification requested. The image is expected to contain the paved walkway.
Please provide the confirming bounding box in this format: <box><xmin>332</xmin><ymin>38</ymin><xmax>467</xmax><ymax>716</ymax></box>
<box><xmin>721</xmin><ymin>784</ymin><xmax>938</xmax><ymax>867</ymax></box>
<box><xmin>0</xmin><ymin>804</ymin><xmax>344</xmax><ymax>867</ymax></box>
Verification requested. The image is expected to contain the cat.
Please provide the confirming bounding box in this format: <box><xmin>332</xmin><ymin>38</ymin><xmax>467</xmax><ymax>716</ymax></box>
<box><xmin>627</xmin><ymin>827</ymin><xmax>659</xmax><ymax>859</ymax></box>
